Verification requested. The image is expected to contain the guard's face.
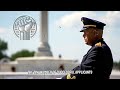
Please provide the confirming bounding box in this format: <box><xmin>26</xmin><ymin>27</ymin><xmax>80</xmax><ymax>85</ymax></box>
<box><xmin>83</xmin><ymin>28</ymin><xmax>96</xmax><ymax>46</ymax></box>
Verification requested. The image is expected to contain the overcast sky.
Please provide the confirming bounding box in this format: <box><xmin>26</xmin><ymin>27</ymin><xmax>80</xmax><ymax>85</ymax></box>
<box><xmin>0</xmin><ymin>11</ymin><xmax>120</xmax><ymax>63</ymax></box>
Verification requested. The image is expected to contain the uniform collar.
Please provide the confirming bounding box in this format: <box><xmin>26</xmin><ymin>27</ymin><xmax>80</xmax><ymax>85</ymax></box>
<box><xmin>92</xmin><ymin>38</ymin><xmax>104</xmax><ymax>46</ymax></box>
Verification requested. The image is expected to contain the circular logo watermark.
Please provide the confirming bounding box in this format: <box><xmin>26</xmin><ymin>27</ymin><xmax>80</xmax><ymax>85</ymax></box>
<box><xmin>13</xmin><ymin>15</ymin><xmax>37</xmax><ymax>40</ymax></box>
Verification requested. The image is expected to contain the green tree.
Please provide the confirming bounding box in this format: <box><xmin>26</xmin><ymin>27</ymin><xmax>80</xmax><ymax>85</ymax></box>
<box><xmin>0</xmin><ymin>38</ymin><xmax>8</xmax><ymax>60</ymax></box>
<box><xmin>113</xmin><ymin>61</ymin><xmax>120</xmax><ymax>70</ymax></box>
<box><xmin>118</xmin><ymin>61</ymin><xmax>120</xmax><ymax>70</ymax></box>
<box><xmin>113</xmin><ymin>61</ymin><xmax>118</xmax><ymax>70</ymax></box>
<box><xmin>11</xmin><ymin>49</ymin><xmax>35</xmax><ymax>61</ymax></box>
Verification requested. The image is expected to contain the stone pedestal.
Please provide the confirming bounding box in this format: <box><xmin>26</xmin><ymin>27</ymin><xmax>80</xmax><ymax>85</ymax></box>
<box><xmin>35</xmin><ymin>42</ymin><xmax>53</xmax><ymax>57</ymax></box>
<box><xmin>16</xmin><ymin>57</ymin><xmax>79</xmax><ymax>72</ymax></box>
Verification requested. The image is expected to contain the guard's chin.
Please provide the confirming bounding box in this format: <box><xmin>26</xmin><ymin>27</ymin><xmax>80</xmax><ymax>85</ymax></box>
<box><xmin>85</xmin><ymin>41</ymin><xmax>88</xmax><ymax>44</ymax></box>
<box><xmin>85</xmin><ymin>42</ymin><xmax>90</xmax><ymax>45</ymax></box>
<box><xmin>85</xmin><ymin>43</ymin><xmax>88</xmax><ymax>45</ymax></box>
<box><xmin>85</xmin><ymin>43</ymin><xmax>92</xmax><ymax>46</ymax></box>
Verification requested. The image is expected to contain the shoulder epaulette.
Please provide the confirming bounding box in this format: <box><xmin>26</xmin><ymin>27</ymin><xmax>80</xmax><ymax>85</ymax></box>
<box><xmin>67</xmin><ymin>73</ymin><xmax>76</xmax><ymax>79</ymax></box>
<box><xmin>95</xmin><ymin>42</ymin><xmax>102</xmax><ymax>47</ymax></box>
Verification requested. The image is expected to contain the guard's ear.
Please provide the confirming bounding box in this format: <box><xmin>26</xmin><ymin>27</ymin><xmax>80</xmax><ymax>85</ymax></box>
<box><xmin>93</xmin><ymin>29</ymin><xmax>98</xmax><ymax>36</ymax></box>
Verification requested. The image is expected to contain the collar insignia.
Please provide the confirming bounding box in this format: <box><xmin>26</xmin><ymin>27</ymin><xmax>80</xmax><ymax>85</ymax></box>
<box><xmin>67</xmin><ymin>73</ymin><xmax>76</xmax><ymax>79</ymax></box>
<box><xmin>95</xmin><ymin>42</ymin><xmax>102</xmax><ymax>47</ymax></box>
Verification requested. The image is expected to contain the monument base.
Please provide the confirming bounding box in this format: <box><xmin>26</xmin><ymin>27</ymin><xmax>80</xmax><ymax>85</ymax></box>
<box><xmin>34</xmin><ymin>42</ymin><xmax>53</xmax><ymax>57</ymax></box>
<box><xmin>15</xmin><ymin>57</ymin><xmax>79</xmax><ymax>72</ymax></box>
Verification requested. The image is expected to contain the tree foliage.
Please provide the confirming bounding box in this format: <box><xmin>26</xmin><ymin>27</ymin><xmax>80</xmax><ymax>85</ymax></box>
<box><xmin>0</xmin><ymin>38</ymin><xmax>8</xmax><ymax>60</ymax></box>
<box><xmin>11</xmin><ymin>49</ymin><xmax>35</xmax><ymax>61</ymax></box>
<box><xmin>113</xmin><ymin>61</ymin><xmax>120</xmax><ymax>70</ymax></box>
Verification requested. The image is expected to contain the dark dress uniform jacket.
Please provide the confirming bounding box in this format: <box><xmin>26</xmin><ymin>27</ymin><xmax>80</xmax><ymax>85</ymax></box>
<box><xmin>62</xmin><ymin>38</ymin><xmax>113</xmax><ymax>79</ymax></box>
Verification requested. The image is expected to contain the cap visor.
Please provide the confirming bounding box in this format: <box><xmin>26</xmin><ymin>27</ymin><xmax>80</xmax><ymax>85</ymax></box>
<box><xmin>80</xmin><ymin>26</ymin><xmax>90</xmax><ymax>32</ymax></box>
<box><xmin>80</xmin><ymin>28</ymin><xmax>86</xmax><ymax>32</ymax></box>
<box><xmin>80</xmin><ymin>30</ymin><xmax>84</xmax><ymax>32</ymax></box>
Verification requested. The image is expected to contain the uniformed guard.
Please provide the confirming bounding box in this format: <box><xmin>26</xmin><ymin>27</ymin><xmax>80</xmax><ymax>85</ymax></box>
<box><xmin>62</xmin><ymin>17</ymin><xmax>113</xmax><ymax>79</ymax></box>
